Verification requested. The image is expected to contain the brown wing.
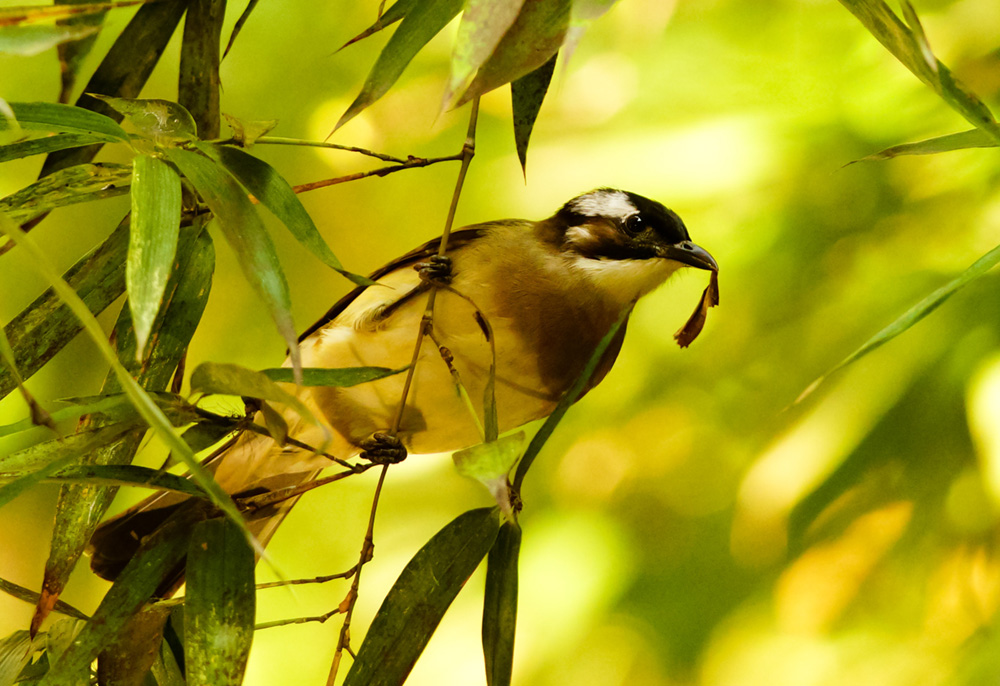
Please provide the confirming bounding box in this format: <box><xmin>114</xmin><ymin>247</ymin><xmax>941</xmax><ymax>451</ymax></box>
<box><xmin>297</xmin><ymin>225</ymin><xmax>489</xmax><ymax>342</ymax></box>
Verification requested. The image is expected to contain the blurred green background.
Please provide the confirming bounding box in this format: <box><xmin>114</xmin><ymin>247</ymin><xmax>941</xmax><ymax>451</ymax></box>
<box><xmin>4</xmin><ymin>0</ymin><xmax>1000</xmax><ymax>684</ymax></box>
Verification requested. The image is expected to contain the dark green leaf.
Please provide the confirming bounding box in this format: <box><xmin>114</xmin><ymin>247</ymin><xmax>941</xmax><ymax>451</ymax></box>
<box><xmin>483</xmin><ymin>520</ymin><xmax>521</xmax><ymax>686</ymax></box>
<box><xmin>165</xmin><ymin>147</ymin><xmax>300</xmax><ymax>375</ymax></box>
<box><xmin>853</xmin><ymin>128</ymin><xmax>997</xmax><ymax>162</ymax></box>
<box><xmin>185</xmin><ymin>517</ymin><xmax>256</xmax><ymax>685</ymax></box>
<box><xmin>40</xmin><ymin>464</ymin><xmax>207</xmax><ymax>497</ymax></box>
<box><xmin>0</xmin><ymin>215</ymin><xmax>129</xmax><ymax>401</ymax></box>
<box><xmin>799</xmin><ymin>241</ymin><xmax>1000</xmax><ymax>402</ymax></box>
<box><xmin>0</xmin><ymin>101</ymin><xmax>128</xmax><ymax>140</ymax></box>
<box><xmin>149</xmin><ymin>632</ymin><xmax>186</xmax><ymax>686</ymax></box>
<box><xmin>39</xmin><ymin>0</ymin><xmax>188</xmax><ymax>177</ymax></box>
<box><xmin>223</xmin><ymin>0</ymin><xmax>260</xmax><ymax>59</ymax></box>
<box><xmin>345</xmin><ymin>507</ymin><xmax>501</xmax><ymax>686</ymax></box>
<box><xmin>90</xmin><ymin>95</ymin><xmax>197</xmax><ymax>141</ymax></box>
<box><xmin>336</xmin><ymin>0</ymin><xmax>465</xmax><ymax>130</ymax></box>
<box><xmin>0</xmin><ymin>313</ymin><xmax>56</xmax><ymax>434</ymax></box>
<box><xmin>178</xmin><ymin>0</ymin><xmax>225</xmax><ymax>139</ymax></box>
<box><xmin>0</xmin><ymin>132</ymin><xmax>112</xmax><ymax>163</ymax></box>
<box><xmin>443</xmin><ymin>0</ymin><xmax>526</xmax><ymax>109</ymax></box>
<box><xmin>0</xmin><ymin>162</ymin><xmax>132</xmax><ymax>224</ymax></box>
<box><xmin>176</xmin><ymin>417</ymin><xmax>240</xmax><ymax>457</ymax></box>
<box><xmin>457</xmin><ymin>0</ymin><xmax>570</xmax><ymax>106</ymax></box>
<box><xmin>838</xmin><ymin>0</ymin><xmax>1000</xmax><ymax>144</ymax></box>
<box><xmin>0</xmin><ymin>394</ymin><xmax>130</xmax><ymax>437</ymax></box>
<box><xmin>510</xmin><ymin>52</ymin><xmax>556</xmax><ymax>174</ymax></box>
<box><xmin>55</xmin><ymin>0</ymin><xmax>107</xmax><ymax>104</ymax></box>
<box><xmin>260</xmin><ymin>365</ymin><xmax>407</xmax><ymax>387</ymax></box>
<box><xmin>200</xmin><ymin>142</ymin><xmax>371</xmax><ymax>286</ymax></box>
<box><xmin>0</xmin><ymin>577</ymin><xmax>88</xmax><ymax>621</ymax></box>
<box><xmin>37</xmin><ymin>506</ymin><xmax>209</xmax><ymax>686</ymax></box>
<box><xmin>339</xmin><ymin>0</ymin><xmax>417</xmax><ymax>51</ymax></box>
<box><xmin>512</xmin><ymin>304</ymin><xmax>630</xmax><ymax>491</ymax></box>
<box><xmin>0</xmin><ymin>23</ymin><xmax>100</xmax><ymax>56</ymax></box>
<box><xmin>96</xmin><ymin>606</ymin><xmax>171</xmax><ymax>686</ymax></box>
<box><xmin>128</xmin><ymin>154</ymin><xmax>182</xmax><ymax>356</ymax></box>
<box><xmin>0</xmin><ymin>630</ymin><xmax>35</xmax><ymax>686</ymax></box>
<box><xmin>192</xmin><ymin>361</ymin><xmax>308</xmax><ymax>410</ymax></box>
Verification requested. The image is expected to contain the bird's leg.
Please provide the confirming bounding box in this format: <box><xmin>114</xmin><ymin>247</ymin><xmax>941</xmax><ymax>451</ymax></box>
<box><xmin>414</xmin><ymin>254</ymin><xmax>453</xmax><ymax>286</ymax></box>
<box><xmin>359</xmin><ymin>431</ymin><xmax>407</xmax><ymax>464</ymax></box>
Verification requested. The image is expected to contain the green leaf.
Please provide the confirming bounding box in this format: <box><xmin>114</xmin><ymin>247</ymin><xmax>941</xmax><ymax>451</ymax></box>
<box><xmin>55</xmin><ymin>0</ymin><xmax>107</xmax><ymax>104</ymax></box>
<box><xmin>223</xmin><ymin>0</ymin><xmax>260</xmax><ymax>59</ymax></box>
<box><xmin>0</xmin><ymin>23</ymin><xmax>100</xmax><ymax>56</ymax></box>
<box><xmin>336</xmin><ymin>0</ymin><xmax>465</xmax><ymax>130</ymax></box>
<box><xmin>561</xmin><ymin>0</ymin><xmax>619</xmax><ymax>62</ymax></box>
<box><xmin>96</xmin><ymin>606</ymin><xmax>171</xmax><ymax>686</ymax></box>
<box><xmin>510</xmin><ymin>52</ymin><xmax>556</xmax><ymax>174</ymax></box>
<box><xmin>39</xmin><ymin>464</ymin><xmax>207</xmax><ymax>497</ymax></box>
<box><xmin>453</xmin><ymin>432</ymin><xmax>525</xmax><ymax>517</ymax></box>
<box><xmin>0</xmin><ymin>216</ymin><xmax>129</xmax><ymax>402</ymax></box>
<box><xmin>456</xmin><ymin>0</ymin><xmax>570</xmax><ymax>107</ymax></box>
<box><xmin>200</xmin><ymin>142</ymin><xmax>371</xmax><ymax>286</ymax></box>
<box><xmin>512</xmin><ymin>304</ymin><xmax>631</xmax><ymax>491</ymax></box>
<box><xmin>443</xmin><ymin>0</ymin><xmax>526</xmax><ymax>110</ymax></box>
<box><xmin>165</xmin><ymin>147</ymin><xmax>301</xmax><ymax>376</ymax></box>
<box><xmin>185</xmin><ymin>518</ymin><xmax>256</xmax><ymax>686</ymax></box>
<box><xmin>799</xmin><ymin>241</ymin><xmax>1000</xmax><ymax>402</ymax></box>
<box><xmin>0</xmin><ymin>132</ymin><xmax>113</xmax><ymax>163</ymax></box>
<box><xmin>90</xmin><ymin>95</ymin><xmax>197</xmax><ymax>141</ymax></box>
<box><xmin>260</xmin><ymin>365</ymin><xmax>407</xmax><ymax>387</ymax></box>
<box><xmin>178</xmin><ymin>0</ymin><xmax>225</xmax><ymax>139</ymax></box>
<box><xmin>222</xmin><ymin>112</ymin><xmax>277</xmax><ymax>146</ymax></box>
<box><xmin>345</xmin><ymin>507</ymin><xmax>501</xmax><ymax>686</ymax></box>
<box><xmin>852</xmin><ymin>128</ymin><xmax>997</xmax><ymax>162</ymax></box>
<box><xmin>0</xmin><ymin>312</ymin><xmax>56</xmax><ymax>434</ymax></box>
<box><xmin>0</xmin><ymin>576</ymin><xmax>88</xmax><ymax>621</ymax></box>
<box><xmin>0</xmin><ymin>394</ymin><xmax>130</xmax><ymax>437</ymax></box>
<box><xmin>483</xmin><ymin>520</ymin><xmax>521</xmax><ymax>686</ymax></box>
<box><xmin>339</xmin><ymin>0</ymin><xmax>417</xmax><ymax>50</ymax></box>
<box><xmin>0</xmin><ymin>101</ymin><xmax>128</xmax><ymax>140</ymax></box>
<box><xmin>0</xmin><ymin>1</ymin><xmax>144</xmax><ymax>25</ymax></box>
<box><xmin>0</xmin><ymin>630</ymin><xmax>37</xmax><ymax>686</ymax></box>
<box><xmin>37</xmin><ymin>506</ymin><xmax>208</xmax><ymax>686</ymax></box>
<box><xmin>838</xmin><ymin>0</ymin><xmax>1000</xmax><ymax>144</ymax></box>
<box><xmin>128</xmin><ymin>154</ymin><xmax>182</xmax><ymax>356</ymax></box>
<box><xmin>0</xmin><ymin>162</ymin><xmax>132</xmax><ymax>224</ymax></box>
<box><xmin>190</xmin><ymin>361</ymin><xmax>321</xmax><ymax>434</ymax></box>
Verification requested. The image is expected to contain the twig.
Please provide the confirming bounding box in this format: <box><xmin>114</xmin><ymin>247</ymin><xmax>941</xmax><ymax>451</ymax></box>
<box><xmin>242</xmin><ymin>421</ymin><xmax>355</xmax><ymax>470</ymax></box>
<box><xmin>244</xmin><ymin>136</ymin><xmax>407</xmax><ymax>164</ymax></box>
<box><xmin>291</xmin><ymin>153</ymin><xmax>463</xmax><ymax>196</ymax></box>
<box><xmin>256</xmin><ymin>607</ymin><xmax>344</xmax><ymax>631</ymax></box>
<box><xmin>255</xmin><ymin>566</ymin><xmax>358</xmax><ymax>590</ymax></box>
<box><xmin>238</xmin><ymin>463</ymin><xmax>375</xmax><ymax>514</ymax></box>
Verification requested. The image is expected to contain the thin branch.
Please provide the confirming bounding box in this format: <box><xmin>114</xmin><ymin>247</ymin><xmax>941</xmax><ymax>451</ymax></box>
<box><xmin>291</xmin><ymin>153</ymin><xmax>463</xmax><ymax>196</ymax></box>
<box><xmin>255</xmin><ymin>566</ymin><xmax>359</xmax><ymax>590</ymax></box>
<box><xmin>242</xmin><ymin>421</ymin><xmax>355</xmax><ymax>470</ymax></box>
<box><xmin>226</xmin><ymin>136</ymin><xmax>408</xmax><ymax>163</ymax></box>
<box><xmin>237</xmin><ymin>463</ymin><xmax>375</xmax><ymax>514</ymax></box>
<box><xmin>255</xmin><ymin>607</ymin><xmax>343</xmax><ymax>631</ymax></box>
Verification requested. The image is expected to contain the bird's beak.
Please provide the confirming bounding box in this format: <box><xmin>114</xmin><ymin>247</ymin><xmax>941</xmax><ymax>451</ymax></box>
<box><xmin>662</xmin><ymin>241</ymin><xmax>718</xmax><ymax>272</ymax></box>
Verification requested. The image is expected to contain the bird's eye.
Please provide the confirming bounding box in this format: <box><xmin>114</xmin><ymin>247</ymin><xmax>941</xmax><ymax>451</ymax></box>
<box><xmin>624</xmin><ymin>213</ymin><xmax>645</xmax><ymax>236</ymax></box>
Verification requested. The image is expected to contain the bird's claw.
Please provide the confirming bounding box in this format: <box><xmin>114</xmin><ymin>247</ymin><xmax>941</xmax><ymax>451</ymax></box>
<box><xmin>415</xmin><ymin>255</ymin><xmax>453</xmax><ymax>286</ymax></box>
<box><xmin>359</xmin><ymin>432</ymin><xmax>407</xmax><ymax>464</ymax></box>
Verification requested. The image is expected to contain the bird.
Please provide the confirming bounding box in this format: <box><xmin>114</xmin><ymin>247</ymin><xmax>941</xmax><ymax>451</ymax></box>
<box><xmin>88</xmin><ymin>187</ymin><xmax>718</xmax><ymax>583</ymax></box>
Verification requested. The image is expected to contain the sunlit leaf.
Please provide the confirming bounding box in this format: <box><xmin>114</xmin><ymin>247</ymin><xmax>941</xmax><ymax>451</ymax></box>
<box><xmin>511</xmin><ymin>52</ymin><xmax>556</xmax><ymax>174</ymax></box>
<box><xmin>838</xmin><ymin>0</ymin><xmax>1000</xmax><ymax>144</ymax></box>
<box><xmin>0</xmin><ymin>162</ymin><xmax>132</xmax><ymax>224</ymax></box>
<box><xmin>185</xmin><ymin>517</ymin><xmax>256</xmax><ymax>685</ymax></box>
<box><xmin>0</xmin><ymin>23</ymin><xmax>100</xmax><ymax>56</ymax></box>
<box><xmin>339</xmin><ymin>0</ymin><xmax>417</xmax><ymax>51</ymax></box>
<box><xmin>452</xmin><ymin>432</ymin><xmax>524</xmax><ymax>517</ymax></box>
<box><xmin>561</xmin><ymin>0</ymin><xmax>619</xmax><ymax>62</ymax></box>
<box><xmin>222</xmin><ymin>112</ymin><xmax>277</xmax><ymax>146</ymax></box>
<box><xmin>483</xmin><ymin>520</ymin><xmax>521</xmax><ymax>686</ymax></box>
<box><xmin>442</xmin><ymin>0</ymin><xmax>526</xmax><ymax>110</ymax></box>
<box><xmin>90</xmin><ymin>94</ymin><xmax>197</xmax><ymax>141</ymax></box>
<box><xmin>853</xmin><ymin>128</ymin><xmax>996</xmax><ymax>162</ymax></box>
<box><xmin>336</xmin><ymin>0</ymin><xmax>465</xmax><ymax>131</ymax></box>
<box><xmin>799</xmin><ymin>241</ymin><xmax>1000</xmax><ymax>402</ymax></box>
<box><xmin>344</xmin><ymin>507</ymin><xmax>501</xmax><ymax>686</ymax></box>
<box><xmin>457</xmin><ymin>0</ymin><xmax>571</xmax><ymax>106</ymax></box>
<box><xmin>512</xmin><ymin>304</ymin><xmax>631</xmax><ymax>491</ymax></box>
<box><xmin>165</xmin><ymin>147</ymin><xmax>300</xmax><ymax>377</ymax></box>
<box><xmin>190</xmin><ymin>362</ymin><xmax>319</xmax><ymax>432</ymax></box>
<box><xmin>128</xmin><ymin>154</ymin><xmax>181</xmax><ymax>356</ymax></box>
<box><xmin>200</xmin><ymin>142</ymin><xmax>371</xmax><ymax>286</ymax></box>
<box><xmin>0</xmin><ymin>101</ymin><xmax>128</xmax><ymax>139</ymax></box>
<box><xmin>260</xmin><ymin>365</ymin><xmax>407</xmax><ymax>387</ymax></box>
<box><xmin>0</xmin><ymin>132</ymin><xmax>113</xmax><ymax>163</ymax></box>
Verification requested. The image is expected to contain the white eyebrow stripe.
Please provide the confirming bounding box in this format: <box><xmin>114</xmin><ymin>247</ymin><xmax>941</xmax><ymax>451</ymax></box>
<box><xmin>568</xmin><ymin>190</ymin><xmax>636</xmax><ymax>219</ymax></box>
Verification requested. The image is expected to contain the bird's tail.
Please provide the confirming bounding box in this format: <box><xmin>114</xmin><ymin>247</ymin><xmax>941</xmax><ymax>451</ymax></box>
<box><xmin>87</xmin><ymin>429</ymin><xmax>327</xmax><ymax>588</ymax></box>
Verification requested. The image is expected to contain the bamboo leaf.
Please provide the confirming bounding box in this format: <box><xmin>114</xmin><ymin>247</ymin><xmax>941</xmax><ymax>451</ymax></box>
<box><xmin>457</xmin><ymin>0</ymin><xmax>571</xmax><ymax>107</ymax></box>
<box><xmin>128</xmin><ymin>154</ymin><xmax>182</xmax><ymax>356</ymax></box>
<box><xmin>336</xmin><ymin>0</ymin><xmax>465</xmax><ymax>130</ymax></box>
<box><xmin>838</xmin><ymin>0</ymin><xmax>1000</xmax><ymax>144</ymax></box>
<box><xmin>39</xmin><ymin>464</ymin><xmax>207</xmax><ymax>496</ymax></box>
<box><xmin>442</xmin><ymin>0</ymin><xmax>526</xmax><ymax>110</ymax></box>
<box><xmin>452</xmin><ymin>432</ymin><xmax>525</xmax><ymax>518</ymax></box>
<box><xmin>0</xmin><ymin>162</ymin><xmax>132</xmax><ymax>224</ymax></box>
<box><xmin>0</xmin><ymin>314</ymin><xmax>56</xmax><ymax>434</ymax></box>
<box><xmin>0</xmin><ymin>23</ymin><xmax>100</xmax><ymax>56</ymax></box>
<box><xmin>0</xmin><ymin>577</ymin><xmax>88</xmax><ymax>620</ymax></box>
<box><xmin>0</xmin><ymin>1</ymin><xmax>146</xmax><ymax>26</ymax></box>
<box><xmin>339</xmin><ymin>0</ymin><xmax>416</xmax><ymax>50</ymax></box>
<box><xmin>0</xmin><ymin>101</ymin><xmax>128</xmax><ymax>140</ymax></box>
<box><xmin>191</xmin><ymin>362</ymin><xmax>317</xmax><ymax>429</ymax></box>
<box><xmin>260</xmin><ymin>365</ymin><xmax>407</xmax><ymax>387</ymax></box>
<box><xmin>799</xmin><ymin>241</ymin><xmax>1000</xmax><ymax>402</ymax></box>
<box><xmin>178</xmin><ymin>0</ymin><xmax>225</xmax><ymax>139</ymax></box>
<box><xmin>510</xmin><ymin>52</ymin><xmax>556</xmax><ymax>174</ymax></box>
<box><xmin>852</xmin><ymin>128</ymin><xmax>997</xmax><ymax>162</ymax></box>
<box><xmin>0</xmin><ymin>630</ymin><xmax>35</xmax><ymax>686</ymax></box>
<box><xmin>561</xmin><ymin>0</ymin><xmax>619</xmax><ymax>63</ymax></box>
<box><xmin>223</xmin><ymin>0</ymin><xmax>260</xmax><ymax>59</ymax></box>
<box><xmin>0</xmin><ymin>394</ymin><xmax>130</xmax><ymax>437</ymax></box>
<box><xmin>200</xmin><ymin>142</ymin><xmax>372</xmax><ymax>286</ymax></box>
<box><xmin>96</xmin><ymin>606</ymin><xmax>171</xmax><ymax>686</ymax></box>
<box><xmin>483</xmin><ymin>520</ymin><xmax>521</xmax><ymax>686</ymax></box>
<box><xmin>55</xmin><ymin>0</ymin><xmax>107</xmax><ymax>104</ymax></box>
<box><xmin>165</xmin><ymin>147</ymin><xmax>300</xmax><ymax>376</ymax></box>
<box><xmin>90</xmin><ymin>95</ymin><xmax>197</xmax><ymax>141</ymax></box>
<box><xmin>0</xmin><ymin>132</ymin><xmax>113</xmax><ymax>163</ymax></box>
<box><xmin>344</xmin><ymin>508</ymin><xmax>501</xmax><ymax>686</ymax></box>
<box><xmin>185</xmin><ymin>517</ymin><xmax>256</xmax><ymax>686</ymax></box>
<box><xmin>512</xmin><ymin>304</ymin><xmax>631</xmax><ymax>491</ymax></box>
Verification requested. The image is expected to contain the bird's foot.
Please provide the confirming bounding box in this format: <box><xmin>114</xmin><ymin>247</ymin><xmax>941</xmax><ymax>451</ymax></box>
<box><xmin>359</xmin><ymin>432</ymin><xmax>407</xmax><ymax>464</ymax></box>
<box><xmin>415</xmin><ymin>255</ymin><xmax>453</xmax><ymax>286</ymax></box>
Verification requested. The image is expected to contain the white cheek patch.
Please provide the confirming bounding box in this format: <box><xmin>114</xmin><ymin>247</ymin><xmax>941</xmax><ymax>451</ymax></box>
<box><xmin>568</xmin><ymin>256</ymin><xmax>680</xmax><ymax>305</ymax></box>
<box><xmin>564</xmin><ymin>225</ymin><xmax>595</xmax><ymax>247</ymax></box>
<box><xmin>569</xmin><ymin>190</ymin><xmax>636</xmax><ymax>219</ymax></box>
